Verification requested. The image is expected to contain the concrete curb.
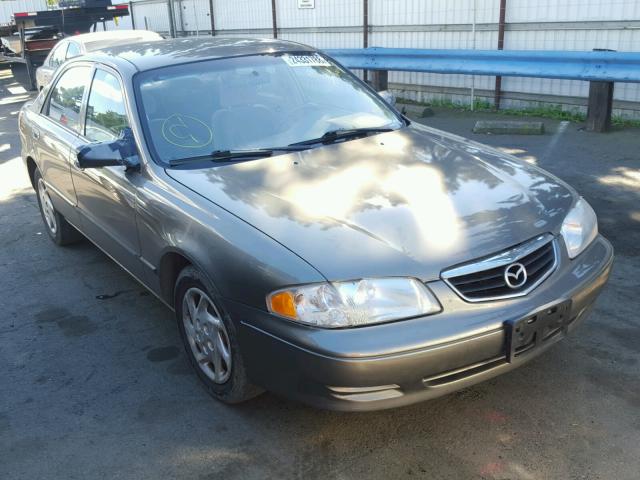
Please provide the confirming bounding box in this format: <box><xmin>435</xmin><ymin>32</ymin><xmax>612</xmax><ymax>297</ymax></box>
<box><xmin>473</xmin><ymin>120</ymin><xmax>545</xmax><ymax>135</ymax></box>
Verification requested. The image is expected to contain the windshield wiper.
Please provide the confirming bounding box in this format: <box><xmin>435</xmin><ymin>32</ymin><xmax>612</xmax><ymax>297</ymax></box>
<box><xmin>288</xmin><ymin>127</ymin><xmax>395</xmax><ymax>147</ymax></box>
<box><xmin>168</xmin><ymin>128</ymin><xmax>395</xmax><ymax>166</ymax></box>
<box><xmin>168</xmin><ymin>147</ymin><xmax>305</xmax><ymax>167</ymax></box>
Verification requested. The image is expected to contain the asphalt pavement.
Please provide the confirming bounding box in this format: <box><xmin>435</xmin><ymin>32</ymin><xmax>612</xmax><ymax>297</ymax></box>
<box><xmin>1</xmin><ymin>67</ymin><xmax>639</xmax><ymax>479</ymax></box>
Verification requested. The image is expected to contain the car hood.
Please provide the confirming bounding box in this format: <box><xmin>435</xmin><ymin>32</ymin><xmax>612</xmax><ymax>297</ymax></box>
<box><xmin>166</xmin><ymin>124</ymin><xmax>575</xmax><ymax>281</ymax></box>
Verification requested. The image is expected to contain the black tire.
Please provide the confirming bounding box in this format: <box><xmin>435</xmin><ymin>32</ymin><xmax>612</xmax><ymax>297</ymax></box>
<box><xmin>175</xmin><ymin>266</ymin><xmax>263</xmax><ymax>404</ymax></box>
<box><xmin>33</xmin><ymin>169</ymin><xmax>83</xmax><ymax>246</ymax></box>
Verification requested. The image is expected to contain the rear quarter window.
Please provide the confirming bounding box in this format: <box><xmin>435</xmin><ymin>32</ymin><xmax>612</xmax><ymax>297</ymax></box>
<box><xmin>66</xmin><ymin>42</ymin><xmax>81</xmax><ymax>59</ymax></box>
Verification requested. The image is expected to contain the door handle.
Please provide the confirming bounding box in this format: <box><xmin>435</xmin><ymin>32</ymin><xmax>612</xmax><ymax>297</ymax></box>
<box><xmin>32</xmin><ymin>129</ymin><xmax>40</xmax><ymax>140</ymax></box>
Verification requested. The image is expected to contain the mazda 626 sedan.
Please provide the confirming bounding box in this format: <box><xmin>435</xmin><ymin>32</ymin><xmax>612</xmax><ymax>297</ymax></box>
<box><xmin>19</xmin><ymin>37</ymin><xmax>614</xmax><ymax>411</ymax></box>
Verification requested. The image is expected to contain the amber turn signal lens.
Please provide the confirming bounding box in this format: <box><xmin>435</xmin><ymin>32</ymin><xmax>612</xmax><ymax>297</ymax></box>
<box><xmin>269</xmin><ymin>291</ymin><xmax>297</xmax><ymax>319</ymax></box>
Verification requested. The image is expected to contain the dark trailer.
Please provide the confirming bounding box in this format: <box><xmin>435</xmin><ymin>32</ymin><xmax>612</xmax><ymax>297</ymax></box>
<box><xmin>0</xmin><ymin>0</ymin><xmax>129</xmax><ymax>90</ymax></box>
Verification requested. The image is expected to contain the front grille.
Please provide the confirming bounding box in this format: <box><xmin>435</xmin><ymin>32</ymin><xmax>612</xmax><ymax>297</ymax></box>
<box><xmin>442</xmin><ymin>235</ymin><xmax>557</xmax><ymax>302</ymax></box>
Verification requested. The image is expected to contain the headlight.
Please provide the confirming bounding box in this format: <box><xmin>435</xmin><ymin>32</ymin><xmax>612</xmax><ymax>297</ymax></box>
<box><xmin>267</xmin><ymin>277</ymin><xmax>441</xmax><ymax>328</ymax></box>
<box><xmin>561</xmin><ymin>197</ymin><xmax>598</xmax><ymax>259</ymax></box>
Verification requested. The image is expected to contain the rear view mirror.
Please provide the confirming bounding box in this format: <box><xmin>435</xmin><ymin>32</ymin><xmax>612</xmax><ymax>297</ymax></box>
<box><xmin>76</xmin><ymin>127</ymin><xmax>140</xmax><ymax>170</ymax></box>
<box><xmin>378</xmin><ymin>90</ymin><xmax>396</xmax><ymax>107</ymax></box>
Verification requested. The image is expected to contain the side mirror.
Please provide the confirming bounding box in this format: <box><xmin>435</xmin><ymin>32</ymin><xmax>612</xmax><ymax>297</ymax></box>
<box><xmin>378</xmin><ymin>90</ymin><xmax>396</xmax><ymax>107</ymax></box>
<box><xmin>76</xmin><ymin>127</ymin><xmax>140</xmax><ymax>170</ymax></box>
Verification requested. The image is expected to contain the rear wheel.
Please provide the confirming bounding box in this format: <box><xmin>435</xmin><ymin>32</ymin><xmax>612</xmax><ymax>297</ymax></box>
<box><xmin>175</xmin><ymin>266</ymin><xmax>262</xmax><ymax>404</ymax></box>
<box><xmin>34</xmin><ymin>169</ymin><xmax>83</xmax><ymax>246</ymax></box>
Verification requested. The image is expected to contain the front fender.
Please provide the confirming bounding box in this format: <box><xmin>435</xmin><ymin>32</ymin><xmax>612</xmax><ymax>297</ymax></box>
<box><xmin>136</xmin><ymin>168</ymin><xmax>326</xmax><ymax>311</ymax></box>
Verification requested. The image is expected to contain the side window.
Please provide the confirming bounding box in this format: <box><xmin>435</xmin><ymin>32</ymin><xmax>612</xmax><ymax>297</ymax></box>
<box><xmin>85</xmin><ymin>69</ymin><xmax>130</xmax><ymax>142</ymax></box>
<box><xmin>66</xmin><ymin>42</ymin><xmax>81</xmax><ymax>59</ymax></box>
<box><xmin>49</xmin><ymin>42</ymin><xmax>68</xmax><ymax>68</ymax></box>
<box><xmin>46</xmin><ymin>66</ymin><xmax>93</xmax><ymax>132</ymax></box>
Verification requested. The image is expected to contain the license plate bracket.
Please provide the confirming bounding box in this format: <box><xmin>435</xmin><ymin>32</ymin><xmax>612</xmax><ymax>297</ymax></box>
<box><xmin>505</xmin><ymin>300</ymin><xmax>572</xmax><ymax>362</ymax></box>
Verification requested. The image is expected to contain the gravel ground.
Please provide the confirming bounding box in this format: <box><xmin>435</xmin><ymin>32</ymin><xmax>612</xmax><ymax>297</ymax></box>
<box><xmin>1</xmin><ymin>67</ymin><xmax>639</xmax><ymax>479</ymax></box>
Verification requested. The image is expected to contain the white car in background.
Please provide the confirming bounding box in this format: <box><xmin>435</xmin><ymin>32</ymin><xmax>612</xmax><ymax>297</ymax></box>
<box><xmin>35</xmin><ymin>30</ymin><xmax>162</xmax><ymax>90</ymax></box>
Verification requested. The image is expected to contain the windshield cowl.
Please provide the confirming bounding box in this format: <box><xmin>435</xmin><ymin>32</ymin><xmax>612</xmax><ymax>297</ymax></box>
<box><xmin>167</xmin><ymin>146</ymin><xmax>311</xmax><ymax>167</ymax></box>
<box><xmin>289</xmin><ymin>127</ymin><xmax>396</xmax><ymax>147</ymax></box>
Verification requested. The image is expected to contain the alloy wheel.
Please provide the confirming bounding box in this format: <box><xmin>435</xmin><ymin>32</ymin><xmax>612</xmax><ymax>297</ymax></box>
<box><xmin>37</xmin><ymin>178</ymin><xmax>57</xmax><ymax>235</ymax></box>
<box><xmin>182</xmin><ymin>287</ymin><xmax>232</xmax><ymax>384</ymax></box>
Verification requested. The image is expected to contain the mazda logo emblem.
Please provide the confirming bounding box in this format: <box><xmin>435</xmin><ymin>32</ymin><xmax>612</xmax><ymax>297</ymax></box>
<box><xmin>504</xmin><ymin>262</ymin><xmax>528</xmax><ymax>289</ymax></box>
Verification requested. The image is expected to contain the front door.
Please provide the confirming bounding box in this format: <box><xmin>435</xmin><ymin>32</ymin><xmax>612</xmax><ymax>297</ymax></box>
<box><xmin>71</xmin><ymin>66</ymin><xmax>144</xmax><ymax>280</ymax></box>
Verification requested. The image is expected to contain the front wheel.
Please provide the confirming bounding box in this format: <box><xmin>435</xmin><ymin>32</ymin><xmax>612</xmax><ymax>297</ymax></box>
<box><xmin>175</xmin><ymin>266</ymin><xmax>263</xmax><ymax>404</ymax></box>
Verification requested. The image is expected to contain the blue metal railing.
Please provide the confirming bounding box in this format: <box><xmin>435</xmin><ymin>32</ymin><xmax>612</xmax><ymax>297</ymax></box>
<box><xmin>325</xmin><ymin>48</ymin><xmax>640</xmax><ymax>83</ymax></box>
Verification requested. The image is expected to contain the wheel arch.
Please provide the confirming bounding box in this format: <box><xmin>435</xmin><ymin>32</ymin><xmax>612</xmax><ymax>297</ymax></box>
<box><xmin>158</xmin><ymin>250</ymin><xmax>191</xmax><ymax>308</ymax></box>
<box><xmin>26</xmin><ymin>156</ymin><xmax>38</xmax><ymax>189</ymax></box>
<box><xmin>158</xmin><ymin>248</ymin><xmax>223</xmax><ymax>308</ymax></box>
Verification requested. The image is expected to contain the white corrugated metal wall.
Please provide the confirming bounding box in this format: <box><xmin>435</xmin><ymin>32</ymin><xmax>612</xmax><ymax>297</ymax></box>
<box><xmin>278</xmin><ymin>0</ymin><xmax>362</xmax><ymax>49</ymax></box>
<box><xmin>369</xmin><ymin>0</ymin><xmax>498</xmax><ymax>109</ymax></box>
<box><xmin>129</xmin><ymin>0</ymin><xmax>173</xmax><ymax>34</ymax></box>
<box><xmin>127</xmin><ymin>0</ymin><xmax>640</xmax><ymax>118</ymax></box>
<box><xmin>503</xmin><ymin>0</ymin><xmax>640</xmax><ymax>110</ymax></box>
<box><xmin>0</xmin><ymin>0</ymin><xmax>48</xmax><ymax>24</ymax></box>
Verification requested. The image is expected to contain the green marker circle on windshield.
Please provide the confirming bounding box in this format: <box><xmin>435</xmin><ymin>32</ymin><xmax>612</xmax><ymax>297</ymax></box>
<box><xmin>161</xmin><ymin>114</ymin><xmax>213</xmax><ymax>148</ymax></box>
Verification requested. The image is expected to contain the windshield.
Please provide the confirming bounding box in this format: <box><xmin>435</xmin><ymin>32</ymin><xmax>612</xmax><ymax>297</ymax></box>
<box><xmin>134</xmin><ymin>52</ymin><xmax>403</xmax><ymax>165</ymax></box>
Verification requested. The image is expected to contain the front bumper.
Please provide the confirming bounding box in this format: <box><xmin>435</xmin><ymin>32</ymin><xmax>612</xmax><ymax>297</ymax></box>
<box><xmin>227</xmin><ymin>235</ymin><xmax>613</xmax><ymax>411</ymax></box>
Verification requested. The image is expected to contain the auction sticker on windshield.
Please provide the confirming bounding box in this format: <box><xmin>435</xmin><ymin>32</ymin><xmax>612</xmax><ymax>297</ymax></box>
<box><xmin>282</xmin><ymin>53</ymin><xmax>331</xmax><ymax>67</ymax></box>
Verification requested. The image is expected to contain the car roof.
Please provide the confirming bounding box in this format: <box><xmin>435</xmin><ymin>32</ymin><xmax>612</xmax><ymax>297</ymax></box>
<box><xmin>85</xmin><ymin>36</ymin><xmax>316</xmax><ymax>72</ymax></box>
<box><xmin>68</xmin><ymin>29</ymin><xmax>162</xmax><ymax>47</ymax></box>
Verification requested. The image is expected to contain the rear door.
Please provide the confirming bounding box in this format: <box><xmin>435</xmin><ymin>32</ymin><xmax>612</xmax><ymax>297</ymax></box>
<box><xmin>35</xmin><ymin>63</ymin><xmax>93</xmax><ymax>226</ymax></box>
<box><xmin>71</xmin><ymin>66</ymin><xmax>144</xmax><ymax>279</ymax></box>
